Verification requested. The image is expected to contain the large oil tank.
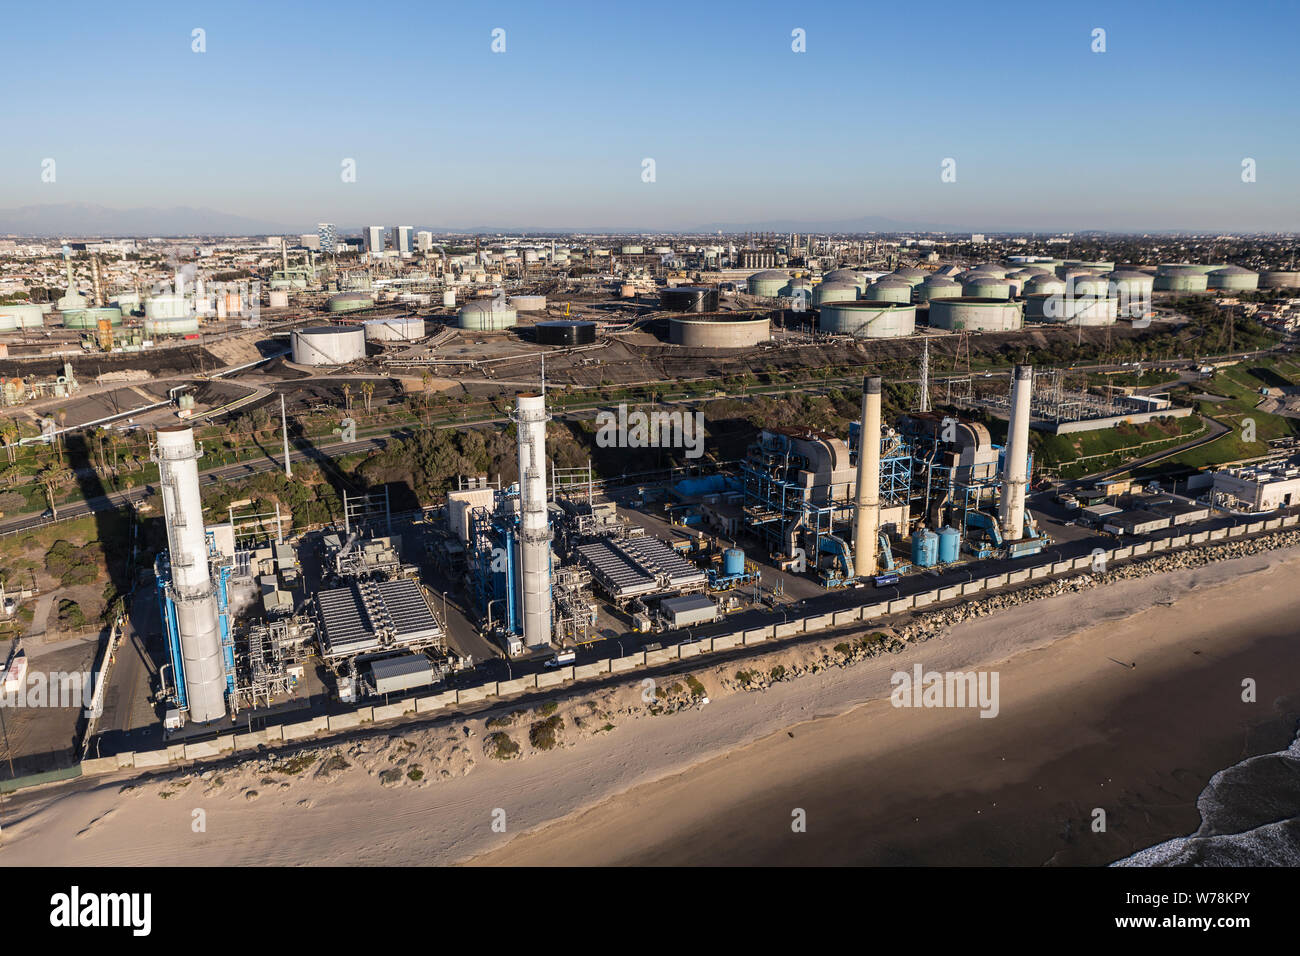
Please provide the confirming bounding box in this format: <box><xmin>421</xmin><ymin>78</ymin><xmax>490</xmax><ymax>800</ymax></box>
<box><xmin>145</xmin><ymin>293</ymin><xmax>190</xmax><ymax>320</ymax></box>
<box><xmin>1025</xmin><ymin>293</ymin><xmax>1117</xmax><ymax>325</ymax></box>
<box><xmin>1024</xmin><ymin>275</ymin><xmax>1066</xmax><ymax>296</ymax></box>
<box><xmin>458</xmin><ymin>299</ymin><xmax>517</xmax><ymax>330</ymax></box>
<box><xmin>1067</xmin><ymin>274</ymin><xmax>1108</xmax><ymax>297</ymax></box>
<box><xmin>509</xmin><ymin>294</ymin><xmax>548</xmax><ymax>312</ymax></box>
<box><xmin>364</xmin><ymin>316</ymin><xmax>425</xmax><ymax>343</ymax></box>
<box><xmin>327</xmin><ymin>292</ymin><xmax>375</xmax><ymax>313</ymax></box>
<box><xmin>536</xmin><ymin>320</ymin><xmax>597</xmax><ymax>346</ymax></box>
<box><xmin>143</xmin><ymin>312</ymin><xmax>199</xmax><ymax>336</ymax></box>
<box><xmin>660</xmin><ymin>286</ymin><xmax>720</xmax><ymax>313</ymax></box>
<box><xmin>668</xmin><ymin>313</ymin><xmax>770</xmax><ymax>347</ymax></box>
<box><xmin>822</xmin><ymin>268</ymin><xmax>866</xmax><ymax>291</ymax></box>
<box><xmin>912</xmin><ymin>529</ymin><xmax>939</xmax><ymax>568</ymax></box>
<box><xmin>812</xmin><ymin>281</ymin><xmax>859</xmax><ymax>307</ymax></box>
<box><xmin>1207</xmin><ymin>266</ymin><xmax>1259</xmax><ymax>291</ymax></box>
<box><xmin>747</xmin><ymin>270</ymin><xmax>791</xmax><ymax>298</ymax></box>
<box><xmin>818</xmin><ymin>301</ymin><xmax>916</xmax><ymax>338</ymax></box>
<box><xmin>929</xmin><ymin>297</ymin><xmax>1023</xmax><ymax>331</ymax></box>
<box><xmin>723</xmin><ymin>548</ymin><xmax>745</xmax><ymax>576</ymax></box>
<box><xmin>916</xmin><ymin>277</ymin><xmax>963</xmax><ymax>303</ymax></box>
<box><xmin>962</xmin><ymin>276</ymin><xmax>1012</xmax><ymax>300</ymax></box>
<box><xmin>0</xmin><ymin>303</ymin><xmax>46</xmax><ymax>329</ymax></box>
<box><xmin>1260</xmin><ymin>271</ymin><xmax>1300</xmax><ymax>289</ymax></box>
<box><xmin>1153</xmin><ymin>266</ymin><xmax>1209</xmax><ymax>292</ymax></box>
<box><xmin>291</xmin><ymin>325</ymin><xmax>367</xmax><ymax>365</ymax></box>
<box><xmin>938</xmin><ymin>527</ymin><xmax>961</xmax><ymax>564</ymax></box>
<box><xmin>890</xmin><ymin>266</ymin><xmax>927</xmax><ymax>287</ymax></box>
<box><xmin>864</xmin><ymin>278</ymin><xmax>913</xmax><ymax>303</ymax></box>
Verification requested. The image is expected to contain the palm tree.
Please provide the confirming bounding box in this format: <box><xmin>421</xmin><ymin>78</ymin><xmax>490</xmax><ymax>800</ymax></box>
<box><xmin>343</xmin><ymin>383</ymin><xmax>352</xmax><ymax>413</ymax></box>
<box><xmin>361</xmin><ymin>381</ymin><xmax>375</xmax><ymax>416</ymax></box>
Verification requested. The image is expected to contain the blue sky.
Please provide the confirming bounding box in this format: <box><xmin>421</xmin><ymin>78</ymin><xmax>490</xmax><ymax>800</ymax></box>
<box><xmin>3</xmin><ymin>0</ymin><xmax>1298</xmax><ymax>232</ymax></box>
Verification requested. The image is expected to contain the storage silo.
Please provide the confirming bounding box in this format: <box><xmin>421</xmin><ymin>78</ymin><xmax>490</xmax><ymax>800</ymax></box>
<box><xmin>458</xmin><ymin>299</ymin><xmax>517</xmax><ymax>330</ymax></box>
<box><xmin>1067</xmin><ymin>274</ymin><xmax>1108</xmax><ymax>297</ymax></box>
<box><xmin>916</xmin><ymin>277</ymin><xmax>963</xmax><ymax>303</ymax></box>
<box><xmin>812</xmin><ymin>280</ymin><xmax>859</xmax><ymax>307</ymax></box>
<box><xmin>962</xmin><ymin>276</ymin><xmax>1012</xmax><ymax>300</ymax></box>
<box><xmin>1105</xmin><ymin>271</ymin><xmax>1155</xmax><ymax>317</ymax></box>
<box><xmin>0</xmin><ymin>303</ymin><xmax>46</xmax><ymax>328</ymax></box>
<box><xmin>747</xmin><ymin>270</ymin><xmax>791</xmax><ymax>298</ymax></box>
<box><xmin>912</xmin><ymin>529</ymin><xmax>938</xmax><ymax>568</ymax></box>
<box><xmin>291</xmin><ymin>325</ymin><xmax>367</xmax><ymax>365</ymax></box>
<box><xmin>669</xmin><ymin>314</ymin><xmax>771</xmax><ymax>347</ymax></box>
<box><xmin>890</xmin><ymin>266</ymin><xmax>927</xmax><ymax>287</ymax></box>
<box><xmin>818</xmin><ymin>301</ymin><xmax>916</xmax><ymax>338</ymax></box>
<box><xmin>1207</xmin><ymin>266</ymin><xmax>1259</xmax><ymax>291</ymax></box>
<box><xmin>1025</xmin><ymin>294</ymin><xmax>1116</xmax><ymax>325</ymax></box>
<box><xmin>1024</xmin><ymin>274</ymin><xmax>1066</xmax><ymax>296</ymax></box>
<box><xmin>822</xmin><ymin>268</ymin><xmax>865</xmax><ymax>290</ymax></box>
<box><xmin>938</xmin><ymin>527</ymin><xmax>961</xmax><ymax>564</ymax></box>
<box><xmin>971</xmin><ymin>263</ymin><xmax>1008</xmax><ymax>278</ymax></box>
<box><xmin>1153</xmin><ymin>266</ymin><xmax>1209</xmax><ymax>292</ymax></box>
<box><xmin>929</xmin><ymin>297</ymin><xmax>1024</xmax><ymax>331</ymax></box>
<box><xmin>864</xmin><ymin>277</ymin><xmax>913</xmax><ymax>303</ymax></box>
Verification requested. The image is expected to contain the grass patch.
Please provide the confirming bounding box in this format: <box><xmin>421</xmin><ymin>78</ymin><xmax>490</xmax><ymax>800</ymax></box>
<box><xmin>485</xmin><ymin>731</ymin><xmax>520</xmax><ymax>760</ymax></box>
<box><xmin>536</xmin><ymin>700</ymin><xmax>558</xmax><ymax>718</ymax></box>
<box><xmin>529</xmin><ymin>715</ymin><xmax>564</xmax><ymax>751</ymax></box>
<box><xmin>485</xmin><ymin>712</ymin><xmax>518</xmax><ymax>729</ymax></box>
<box><xmin>769</xmin><ymin>665</ymin><xmax>786</xmax><ymax>681</ymax></box>
<box><xmin>735</xmin><ymin>670</ymin><xmax>754</xmax><ymax>687</ymax></box>
<box><xmin>406</xmin><ymin>766</ymin><xmax>424</xmax><ymax>781</ymax></box>
<box><xmin>271</xmin><ymin>753</ymin><xmax>317</xmax><ymax>775</ymax></box>
<box><xmin>685</xmin><ymin>674</ymin><xmax>706</xmax><ymax>697</ymax></box>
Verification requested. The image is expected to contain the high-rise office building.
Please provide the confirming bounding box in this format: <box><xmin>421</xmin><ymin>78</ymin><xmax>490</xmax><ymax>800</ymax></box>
<box><xmin>317</xmin><ymin>222</ymin><xmax>337</xmax><ymax>254</ymax></box>
<box><xmin>394</xmin><ymin>225</ymin><xmax>413</xmax><ymax>256</ymax></box>
<box><xmin>366</xmin><ymin>225</ymin><xmax>385</xmax><ymax>254</ymax></box>
<box><xmin>416</xmin><ymin>230</ymin><xmax>433</xmax><ymax>253</ymax></box>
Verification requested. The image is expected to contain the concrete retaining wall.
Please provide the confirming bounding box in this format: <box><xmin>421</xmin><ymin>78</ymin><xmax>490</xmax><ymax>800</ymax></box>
<box><xmin>804</xmin><ymin>614</ymin><xmax>832</xmax><ymax>631</ymax></box>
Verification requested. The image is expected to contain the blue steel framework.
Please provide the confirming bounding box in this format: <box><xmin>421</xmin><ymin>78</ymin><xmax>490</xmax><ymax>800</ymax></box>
<box><xmin>155</xmin><ymin>537</ymin><xmax>236</xmax><ymax>715</ymax></box>
<box><xmin>468</xmin><ymin>492</ymin><xmax>520</xmax><ymax>637</ymax></box>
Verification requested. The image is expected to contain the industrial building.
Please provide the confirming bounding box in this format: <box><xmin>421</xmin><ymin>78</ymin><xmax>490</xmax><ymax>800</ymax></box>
<box><xmin>1211</xmin><ymin>459</ymin><xmax>1300</xmax><ymax>512</ymax></box>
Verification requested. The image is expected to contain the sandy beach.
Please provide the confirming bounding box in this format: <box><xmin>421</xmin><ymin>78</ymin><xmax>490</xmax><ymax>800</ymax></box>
<box><xmin>4</xmin><ymin>547</ymin><xmax>1299</xmax><ymax>867</ymax></box>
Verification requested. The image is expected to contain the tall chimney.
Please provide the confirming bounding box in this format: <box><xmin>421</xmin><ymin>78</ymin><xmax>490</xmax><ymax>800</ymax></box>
<box><xmin>153</xmin><ymin>426</ymin><xmax>227</xmax><ymax>723</ymax></box>
<box><xmin>1000</xmin><ymin>364</ymin><xmax>1033</xmax><ymax>541</ymax></box>
<box><xmin>512</xmin><ymin>393</ymin><xmax>552</xmax><ymax>648</ymax></box>
<box><xmin>853</xmin><ymin>376</ymin><xmax>882</xmax><ymax>576</ymax></box>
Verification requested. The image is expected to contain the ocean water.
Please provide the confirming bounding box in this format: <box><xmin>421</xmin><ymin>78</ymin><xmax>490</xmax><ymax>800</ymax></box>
<box><xmin>1114</xmin><ymin>728</ymin><xmax>1300</xmax><ymax>866</ymax></box>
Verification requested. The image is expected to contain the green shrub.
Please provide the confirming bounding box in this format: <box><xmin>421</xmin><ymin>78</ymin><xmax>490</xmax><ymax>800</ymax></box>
<box><xmin>528</xmin><ymin>715</ymin><xmax>564</xmax><ymax>750</ymax></box>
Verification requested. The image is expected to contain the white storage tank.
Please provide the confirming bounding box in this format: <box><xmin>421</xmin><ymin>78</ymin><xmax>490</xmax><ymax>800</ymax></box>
<box><xmin>818</xmin><ymin>301</ymin><xmax>916</xmax><ymax>338</ymax></box>
<box><xmin>364</xmin><ymin>315</ymin><xmax>425</xmax><ymax>343</ymax></box>
<box><xmin>0</xmin><ymin>303</ymin><xmax>46</xmax><ymax>329</ymax></box>
<box><xmin>458</xmin><ymin>299</ymin><xmax>517</xmax><ymax>330</ymax></box>
<box><xmin>509</xmin><ymin>294</ymin><xmax>548</xmax><ymax>312</ymax></box>
<box><xmin>292</xmin><ymin>325</ymin><xmax>367</xmax><ymax>365</ymax></box>
<box><xmin>1207</xmin><ymin>265</ymin><xmax>1259</xmax><ymax>291</ymax></box>
<box><xmin>145</xmin><ymin>293</ymin><xmax>191</xmax><ymax>321</ymax></box>
<box><xmin>929</xmin><ymin>297</ymin><xmax>1024</xmax><ymax>331</ymax></box>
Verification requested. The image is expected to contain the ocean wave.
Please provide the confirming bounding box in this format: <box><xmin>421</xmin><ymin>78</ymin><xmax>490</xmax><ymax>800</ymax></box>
<box><xmin>1114</xmin><ymin>729</ymin><xmax>1300</xmax><ymax>866</ymax></box>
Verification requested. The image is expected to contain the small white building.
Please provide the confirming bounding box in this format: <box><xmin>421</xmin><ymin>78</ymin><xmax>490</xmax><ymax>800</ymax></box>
<box><xmin>1212</xmin><ymin>460</ymin><xmax>1300</xmax><ymax>512</ymax></box>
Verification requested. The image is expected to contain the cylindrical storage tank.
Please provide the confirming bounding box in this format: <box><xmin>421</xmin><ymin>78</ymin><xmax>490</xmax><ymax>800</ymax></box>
<box><xmin>660</xmin><ymin>286</ymin><xmax>720</xmax><ymax>313</ymax></box>
<box><xmin>1260</xmin><ymin>271</ymin><xmax>1300</xmax><ymax>289</ymax></box>
<box><xmin>509</xmin><ymin>294</ymin><xmax>548</xmax><ymax>312</ymax></box>
<box><xmin>268</xmin><ymin>290</ymin><xmax>290</xmax><ymax>308</ymax></box>
<box><xmin>1025</xmin><ymin>294</ymin><xmax>1117</xmax><ymax>325</ymax></box>
<box><xmin>442</xmin><ymin>289</ymin><xmax>457</xmax><ymax>308</ymax></box>
<box><xmin>84</xmin><ymin>306</ymin><xmax>123</xmax><ymax>326</ymax></box>
<box><xmin>1106</xmin><ymin>271</ymin><xmax>1155</xmax><ymax>317</ymax></box>
<box><xmin>864</xmin><ymin>278</ymin><xmax>913</xmax><ymax>303</ymax></box>
<box><xmin>652</xmin><ymin>246</ymin><xmax>672</xmax><ymax>255</ymax></box>
<box><xmin>780</xmin><ymin>278</ymin><xmax>812</xmax><ymax>298</ymax></box>
<box><xmin>60</xmin><ymin>309</ymin><xmax>88</xmax><ymax>329</ymax></box>
<box><xmin>1056</xmin><ymin>265</ymin><xmax>1096</xmax><ymax>283</ymax></box>
<box><xmin>1160</xmin><ymin>262</ymin><xmax>1221</xmax><ymax>276</ymax></box>
<box><xmin>971</xmin><ymin>263</ymin><xmax>1007</xmax><ymax>278</ymax></box>
<box><xmin>535</xmin><ymin>320</ymin><xmax>597</xmax><ymax>346</ymax></box>
<box><xmin>929</xmin><ymin>297</ymin><xmax>1024</xmax><ymax>331</ymax></box>
<box><xmin>669</xmin><ymin>314</ymin><xmax>770</xmax><ymax>347</ymax></box>
<box><xmin>620</xmin><ymin>245</ymin><xmax>644</xmax><ymax>255</ymax></box>
<box><xmin>1024</xmin><ymin>275</ymin><xmax>1066</xmax><ymax>296</ymax></box>
<box><xmin>812</xmin><ymin>280</ymin><xmax>859</xmax><ymax>307</ymax></box>
<box><xmin>1067</xmin><ymin>274</ymin><xmax>1108</xmax><ymax>297</ymax></box>
<box><xmin>961</xmin><ymin>276</ymin><xmax>1012</xmax><ymax>300</ymax></box>
<box><xmin>822</xmin><ymin>268</ymin><xmax>864</xmax><ymax>290</ymax></box>
<box><xmin>458</xmin><ymin>300</ymin><xmax>517</xmax><ymax>330</ymax></box>
<box><xmin>912</xmin><ymin>529</ymin><xmax>939</xmax><ymax>568</ymax></box>
<box><xmin>0</xmin><ymin>303</ymin><xmax>47</xmax><ymax>328</ymax></box>
<box><xmin>143</xmin><ymin>313</ymin><xmax>200</xmax><ymax>336</ymax></box>
<box><xmin>1074</xmin><ymin>260</ymin><xmax>1114</xmax><ymax>274</ymax></box>
<box><xmin>916</xmin><ymin>277</ymin><xmax>963</xmax><ymax>303</ymax></box>
<box><xmin>938</xmin><ymin>527</ymin><xmax>961</xmax><ymax>564</ymax></box>
<box><xmin>327</xmin><ymin>292</ymin><xmax>374</xmax><ymax>313</ymax></box>
<box><xmin>112</xmin><ymin>292</ymin><xmax>141</xmax><ymax>315</ymax></box>
<box><xmin>890</xmin><ymin>267</ymin><xmax>927</xmax><ymax>287</ymax></box>
<box><xmin>747</xmin><ymin>270</ymin><xmax>791</xmax><ymax>298</ymax></box>
<box><xmin>145</xmin><ymin>293</ymin><xmax>190</xmax><ymax>321</ymax></box>
<box><xmin>818</xmin><ymin>301</ymin><xmax>916</xmax><ymax>338</ymax></box>
<box><xmin>291</xmin><ymin>325</ymin><xmax>367</xmax><ymax>365</ymax></box>
<box><xmin>723</xmin><ymin>548</ymin><xmax>745</xmax><ymax>576</ymax></box>
<box><xmin>364</xmin><ymin>315</ymin><xmax>425</xmax><ymax>343</ymax></box>
<box><xmin>1153</xmin><ymin>268</ymin><xmax>1209</xmax><ymax>292</ymax></box>
<box><xmin>1207</xmin><ymin>266</ymin><xmax>1259</xmax><ymax>291</ymax></box>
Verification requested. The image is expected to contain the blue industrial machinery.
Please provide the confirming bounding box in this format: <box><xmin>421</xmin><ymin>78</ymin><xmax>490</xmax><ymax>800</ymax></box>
<box><xmin>707</xmin><ymin>547</ymin><xmax>761</xmax><ymax>591</ymax></box>
<box><xmin>817</xmin><ymin>533</ymin><xmax>856</xmax><ymax>587</ymax></box>
<box><xmin>468</xmin><ymin>490</ymin><xmax>522</xmax><ymax>638</ymax></box>
<box><xmin>155</xmin><ymin>543</ymin><xmax>236</xmax><ymax>712</ymax></box>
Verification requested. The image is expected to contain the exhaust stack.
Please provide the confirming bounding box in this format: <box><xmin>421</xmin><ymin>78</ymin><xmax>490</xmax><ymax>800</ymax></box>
<box><xmin>852</xmin><ymin>376</ymin><xmax>882</xmax><ymax>576</ymax></box>
<box><xmin>154</xmin><ymin>426</ymin><xmax>227</xmax><ymax>723</ymax></box>
<box><xmin>512</xmin><ymin>393</ymin><xmax>553</xmax><ymax>648</ymax></box>
<box><xmin>1000</xmin><ymin>364</ymin><xmax>1033</xmax><ymax>542</ymax></box>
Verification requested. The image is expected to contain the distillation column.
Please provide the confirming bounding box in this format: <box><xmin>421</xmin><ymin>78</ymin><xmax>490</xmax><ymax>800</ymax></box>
<box><xmin>999</xmin><ymin>364</ymin><xmax>1033</xmax><ymax>542</ymax></box>
<box><xmin>154</xmin><ymin>426</ymin><xmax>227</xmax><ymax>723</ymax></box>
<box><xmin>852</xmin><ymin>376</ymin><xmax>882</xmax><ymax>576</ymax></box>
<box><xmin>513</xmin><ymin>393</ymin><xmax>553</xmax><ymax>648</ymax></box>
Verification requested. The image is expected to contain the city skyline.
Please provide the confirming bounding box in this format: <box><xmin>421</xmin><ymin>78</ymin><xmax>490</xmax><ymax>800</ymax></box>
<box><xmin>2</xmin><ymin>0</ymin><xmax>1297</xmax><ymax>234</ymax></box>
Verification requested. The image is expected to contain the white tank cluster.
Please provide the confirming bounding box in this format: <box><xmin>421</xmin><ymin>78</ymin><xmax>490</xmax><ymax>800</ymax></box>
<box><xmin>292</xmin><ymin>325</ymin><xmax>367</xmax><ymax>365</ymax></box>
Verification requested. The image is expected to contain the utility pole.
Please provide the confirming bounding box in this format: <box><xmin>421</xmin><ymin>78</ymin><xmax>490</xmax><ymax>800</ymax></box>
<box><xmin>280</xmin><ymin>393</ymin><xmax>291</xmax><ymax>478</ymax></box>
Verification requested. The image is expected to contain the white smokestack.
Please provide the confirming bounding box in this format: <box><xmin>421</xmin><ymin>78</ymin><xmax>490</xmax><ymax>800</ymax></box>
<box><xmin>1000</xmin><ymin>364</ymin><xmax>1033</xmax><ymax>542</ymax></box>
<box><xmin>153</xmin><ymin>426</ymin><xmax>226</xmax><ymax>723</ymax></box>
<box><xmin>513</xmin><ymin>393</ymin><xmax>552</xmax><ymax>648</ymax></box>
<box><xmin>852</xmin><ymin>376</ymin><xmax>882</xmax><ymax>576</ymax></box>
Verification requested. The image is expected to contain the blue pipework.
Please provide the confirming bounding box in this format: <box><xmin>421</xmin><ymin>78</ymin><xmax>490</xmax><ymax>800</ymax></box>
<box><xmin>154</xmin><ymin>555</ymin><xmax>187</xmax><ymax>710</ymax></box>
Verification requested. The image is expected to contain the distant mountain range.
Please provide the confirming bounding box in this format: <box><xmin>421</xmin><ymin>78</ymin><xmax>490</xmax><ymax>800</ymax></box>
<box><xmin>0</xmin><ymin>203</ymin><xmax>292</xmax><ymax>238</ymax></box>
